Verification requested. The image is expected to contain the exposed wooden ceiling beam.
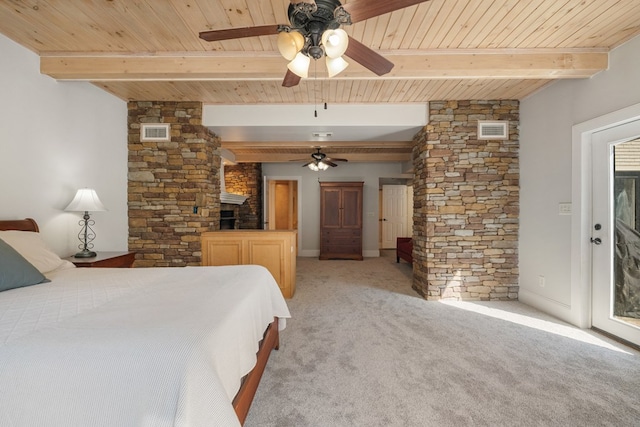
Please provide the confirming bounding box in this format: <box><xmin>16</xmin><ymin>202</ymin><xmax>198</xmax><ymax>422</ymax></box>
<box><xmin>40</xmin><ymin>49</ymin><xmax>608</xmax><ymax>81</ymax></box>
<box><xmin>231</xmin><ymin>152</ymin><xmax>412</xmax><ymax>163</ymax></box>
<box><xmin>221</xmin><ymin>141</ymin><xmax>414</xmax><ymax>163</ymax></box>
<box><xmin>220</xmin><ymin>141</ymin><xmax>414</xmax><ymax>149</ymax></box>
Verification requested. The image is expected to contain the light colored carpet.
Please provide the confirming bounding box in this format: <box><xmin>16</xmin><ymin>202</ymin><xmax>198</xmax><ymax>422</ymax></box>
<box><xmin>245</xmin><ymin>251</ymin><xmax>640</xmax><ymax>427</ymax></box>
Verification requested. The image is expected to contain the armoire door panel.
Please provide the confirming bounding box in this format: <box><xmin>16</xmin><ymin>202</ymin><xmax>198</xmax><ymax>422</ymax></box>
<box><xmin>342</xmin><ymin>188</ymin><xmax>362</xmax><ymax>228</ymax></box>
<box><xmin>321</xmin><ymin>188</ymin><xmax>341</xmax><ymax>228</ymax></box>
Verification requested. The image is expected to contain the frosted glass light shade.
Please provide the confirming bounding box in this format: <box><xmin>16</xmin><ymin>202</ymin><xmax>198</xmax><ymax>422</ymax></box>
<box><xmin>288</xmin><ymin>52</ymin><xmax>311</xmax><ymax>78</ymax></box>
<box><xmin>64</xmin><ymin>188</ymin><xmax>107</xmax><ymax>212</ymax></box>
<box><xmin>321</xmin><ymin>28</ymin><xmax>349</xmax><ymax>58</ymax></box>
<box><xmin>277</xmin><ymin>31</ymin><xmax>305</xmax><ymax>61</ymax></box>
<box><xmin>326</xmin><ymin>56</ymin><xmax>349</xmax><ymax>77</ymax></box>
<box><xmin>308</xmin><ymin>161</ymin><xmax>329</xmax><ymax>171</ymax></box>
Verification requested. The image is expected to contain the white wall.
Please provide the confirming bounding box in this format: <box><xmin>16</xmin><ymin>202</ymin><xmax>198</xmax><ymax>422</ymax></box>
<box><xmin>520</xmin><ymin>35</ymin><xmax>640</xmax><ymax>325</ymax></box>
<box><xmin>262</xmin><ymin>162</ymin><xmax>407</xmax><ymax>257</ymax></box>
<box><xmin>0</xmin><ymin>34</ymin><xmax>128</xmax><ymax>256</ymax></box>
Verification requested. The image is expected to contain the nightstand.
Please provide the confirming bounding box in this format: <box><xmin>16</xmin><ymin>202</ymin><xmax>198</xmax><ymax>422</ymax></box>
<box><xmin>65</xmin><ymin>251</ymin><xmax>136</xmax><ymax>268</ymax></box>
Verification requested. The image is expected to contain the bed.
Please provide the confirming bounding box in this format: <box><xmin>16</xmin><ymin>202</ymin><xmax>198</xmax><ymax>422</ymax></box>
<box><xmin>0</xmin><ymin>218</ymin><xmax>290</xmax><ymax>426</ymax></box>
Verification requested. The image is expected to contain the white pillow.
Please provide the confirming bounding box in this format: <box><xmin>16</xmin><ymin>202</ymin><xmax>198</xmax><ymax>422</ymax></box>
<box><xmin>0</xmin><ymin>230</ymin><xmax>74</xmax><ymax>274</ymax></box>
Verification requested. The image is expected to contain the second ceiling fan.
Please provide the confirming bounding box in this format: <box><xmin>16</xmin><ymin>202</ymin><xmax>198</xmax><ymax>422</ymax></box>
<box><xmin>294</xmin><ymin>147</ymin><xmax>347</xmax><ymax>171</ymax></box>
<box><xmin>199</xmin><ymin>0</ymin><xmax>429</xmax><ymax>87</ymax></box>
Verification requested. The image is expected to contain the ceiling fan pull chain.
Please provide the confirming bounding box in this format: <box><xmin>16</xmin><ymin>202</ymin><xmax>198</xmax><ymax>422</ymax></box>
<box><xmin>322</xmin><ymin>76</ymin><xmax>328</xmax><ymax>110</ymax></box>
<box><xmin>314</xmin><ymin>60</ymin><xmax>318</xmax><ymax>117</ymax></box>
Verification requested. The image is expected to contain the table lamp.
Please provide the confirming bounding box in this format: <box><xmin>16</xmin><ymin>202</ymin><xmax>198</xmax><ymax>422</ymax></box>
<box><xmin>65</xmin><ymin>188</ymin><xmax>107</xmax><ymax>258</ymax></box>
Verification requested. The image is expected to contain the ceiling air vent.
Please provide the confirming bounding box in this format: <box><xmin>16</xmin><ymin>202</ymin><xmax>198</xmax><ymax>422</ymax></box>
<box><xmin>477</xmin><ymin>121</ymin><xmax>509</xmax><ymax>140</ymax></box>
<box><xmin>140</xmin><ymin>123</ymin><xmax>170</xmax><ymax>141</ymax></box>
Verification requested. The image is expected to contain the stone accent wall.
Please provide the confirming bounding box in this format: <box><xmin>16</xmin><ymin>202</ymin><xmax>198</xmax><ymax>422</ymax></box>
<box><xmin>412</xmin><ymin>100</ymin><xmax>519</xmax><ymax>300</ymax></box>
<box><xmin>224</xmin><ymin>163</ymin><xmax>263</xmax><ymax>229</ymax></box>
<box><xmin>128</xmin><ymin>101</ymin><xmax>220</xmax><ymax>267</ymax></box>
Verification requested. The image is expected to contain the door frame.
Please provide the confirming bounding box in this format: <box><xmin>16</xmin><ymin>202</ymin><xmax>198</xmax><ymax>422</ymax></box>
<box><xmin>572</xmin><ymin>102</ymin><xmax>640</xmax><ymax>328</ymax></box>
<box><xmin>263</xmin><ymin>175</ymin><xmax>302</xmax><ymax>255</ymax></box>
<box><xmin>591</xmin><ymin>126</ymin><xmax>640</xmax><ymax>344</ymax></box>
<box><xmin>381</xmin><ymin>184</ymin><xmax>408</xmax><ymax>249</ymax></box>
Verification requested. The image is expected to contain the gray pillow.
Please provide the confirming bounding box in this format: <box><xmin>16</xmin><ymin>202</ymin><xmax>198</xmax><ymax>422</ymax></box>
<box><xmin>0</xmin><ymin>237</ymin><xmax>50</xmax><ymax>292</ymax></box>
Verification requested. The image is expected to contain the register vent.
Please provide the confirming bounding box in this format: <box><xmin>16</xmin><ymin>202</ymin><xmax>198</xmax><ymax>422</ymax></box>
<box><xmin>140</xmin><ymin>123</ymin><xmax>170</xmax><ymax>141</ymax></box>
<box><xmin>477</xmin><ymin>121</ymin><xmax>509</xmax><ymax>140</ymax></box>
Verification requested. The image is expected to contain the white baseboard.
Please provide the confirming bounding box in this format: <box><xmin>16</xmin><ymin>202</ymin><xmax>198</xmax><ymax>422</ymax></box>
<box><xmin>299</xmin><ymin>250</ymin><xmax>319</xmax><ymax>257</ymax></box>
<box><xmin>298</xmin><ymin>250</ymin><xmax>380</xmax><ymax>258</ymax></box>
<box><xmin>519</xmin><ymin>288</ymin><xmax>581</xmax><ymax>327</ymax></box>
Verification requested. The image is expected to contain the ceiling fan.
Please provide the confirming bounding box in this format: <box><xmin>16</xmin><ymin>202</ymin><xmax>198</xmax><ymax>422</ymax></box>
<box><xmin>199</xmin><ymin>0</ymin><xmax>429</xmax><ymax>87</ymax></box>
<box><xmin>294</xmin><ymin>147</ymin><xmax>348</xmax><ymax>171</ymax></box>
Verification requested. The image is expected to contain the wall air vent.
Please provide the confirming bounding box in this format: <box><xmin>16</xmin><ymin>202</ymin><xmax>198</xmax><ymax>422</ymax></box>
<box><xmin>477</xmin><ymin>121</ymin><xmax>509</xmax><ymax>140</ymax></box>
<box><xmin>140</xmin><ymin>123</ymin><xmax>170</xmax><ymax>141</ymax></box>
<box><xmin>312</xmin><ymin>132</ymin><xmax>333</xmax><ymax>138</ymax></box>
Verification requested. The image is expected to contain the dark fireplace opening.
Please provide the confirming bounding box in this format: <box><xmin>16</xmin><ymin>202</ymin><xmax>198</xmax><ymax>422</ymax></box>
<box><xmin>220</xmin><ymin>210</ymin><xmax>236</xmax><ymax>229</ymax></box>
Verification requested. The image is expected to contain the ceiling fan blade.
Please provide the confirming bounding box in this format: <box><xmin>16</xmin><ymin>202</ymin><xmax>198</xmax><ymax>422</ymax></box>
<box><xmin>323</xmin><ymin>160</ymin><xmax>338</xmax><ymax>167</ymax></box>
<box><xmin>199</xmin><ymin>25</ymin><xmax>280</xmax><ymax>42</ymax></box>
<box><xmin>301</xmin><ymin>161</ymin><xmax>314</xmax><ymax>167</ymax></box>
<box><xmin>345</xmin><ymin>36</ymin><xmax>394</xmax><ymax>76</ymax></box>
<box><xmin>326</xmin><ymin>157</ymin><xmax>348</xmax><ymax>162</ymax></box>
<box><xmin>282</xmin><ymin>69</ymin><xmax>302</xmax><ymax>87</ymax></box>
<box><xmin>342</xmin><ymin>0</ymin><xmax>430</xmax><ymax>23</ymax></box>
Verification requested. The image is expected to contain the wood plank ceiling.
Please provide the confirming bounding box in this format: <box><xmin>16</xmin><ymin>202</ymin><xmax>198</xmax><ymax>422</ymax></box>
<box><xmin>1</xmin><ymin>0</ymin><xmax>639</xmax><ymax>163</ymax></box>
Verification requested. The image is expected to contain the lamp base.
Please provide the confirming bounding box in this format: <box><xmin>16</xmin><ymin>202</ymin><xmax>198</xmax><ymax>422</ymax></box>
<box><xmin>74</xmin><ymin>250</ymin><xmax>97</xmax><ymax>258</ymax></box>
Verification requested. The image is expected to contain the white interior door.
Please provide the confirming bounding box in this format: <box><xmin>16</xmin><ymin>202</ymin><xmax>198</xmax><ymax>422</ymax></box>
<box><xmin>592</xmin><ymin>120</ymin><xmax>640</xmax><ymax>345</ymax></box>
<box><xmin>381</xmin><ymin>185</ymin><xmax>407</xmax><ymax>249</ymax></box>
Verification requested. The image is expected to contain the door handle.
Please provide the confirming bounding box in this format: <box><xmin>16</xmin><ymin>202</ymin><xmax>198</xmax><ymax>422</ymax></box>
<box><xmin>590</xmin><ymin>237</ymin><xmax>602</xmax><ymax>245</ymax></box>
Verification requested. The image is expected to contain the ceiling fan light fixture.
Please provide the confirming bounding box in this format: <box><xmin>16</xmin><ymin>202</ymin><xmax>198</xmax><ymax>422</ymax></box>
<box><xmin>321</xmin><ymin>28</ymin><xmax>349</xmax><ymax>58</ymax></box>
<box><xmin>277</xmin><ymin>30</ymin><xmax>305</xmax><ymax>60</ymax></box>
<box><xmin>287</xmin><ymin>52</ymin><xmax>311</xmax><ymax>78</ymax></box>
<box><xmin>326</xmin><ymin>55</ymin><xmax>349</xmax><ymax>78</ymax></box>
<box><xmin>308</xmin><ymin>160</ymin><xmax>329</xmax><ymax>171</ymax></box>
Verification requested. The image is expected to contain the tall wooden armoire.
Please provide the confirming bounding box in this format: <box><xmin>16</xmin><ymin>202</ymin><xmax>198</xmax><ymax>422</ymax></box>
<box><xmin>319</xmin><ymin>181</ymin><xmax>364</xmax><ymax>260</ymax></box>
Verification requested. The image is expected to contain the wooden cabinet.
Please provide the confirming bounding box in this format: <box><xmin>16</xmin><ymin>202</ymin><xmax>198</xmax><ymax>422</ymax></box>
<box><xmin>201</xmin><ymin>230</ymin><xmax>297</xmax><ymax>298</ymax></box>
<box><xmin>319</xmin><ymin>181</ymin><xmax>363</xmax><ymax>260</ymax></box>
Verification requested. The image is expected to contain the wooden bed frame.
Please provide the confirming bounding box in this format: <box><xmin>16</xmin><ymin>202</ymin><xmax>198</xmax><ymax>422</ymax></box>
<box><xmin>0</xmin><ymin>218</ymin><xmax>278</xmax><ymax>425</ymax></box>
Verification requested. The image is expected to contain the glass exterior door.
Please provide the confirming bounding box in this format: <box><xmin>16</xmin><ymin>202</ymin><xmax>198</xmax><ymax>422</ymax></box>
<box><xmin>592</xmin><ymin>121</ymin><xmax>640</xmax><ymax>346</ymax></box>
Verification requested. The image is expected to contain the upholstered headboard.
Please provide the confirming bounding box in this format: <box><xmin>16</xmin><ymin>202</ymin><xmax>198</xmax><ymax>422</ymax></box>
<box><xmin>0</xmin><ymin>218</ymin><xmax>39</xmax><ymax>232</ymax></box>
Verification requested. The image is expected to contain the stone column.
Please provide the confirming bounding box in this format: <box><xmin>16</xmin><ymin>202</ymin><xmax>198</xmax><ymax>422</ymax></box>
<box><xmin>127</xmin><ymin>101</ymin><xmax>221</xmax><ymax>267</ymax></box>
<box><xmin>412</xmin><ymin>100</ymin><xmax>519</xmax><ymax>300</ymax></box>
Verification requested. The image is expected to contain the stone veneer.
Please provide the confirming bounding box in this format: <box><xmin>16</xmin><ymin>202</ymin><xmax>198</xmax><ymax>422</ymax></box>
<box><xmin>127</xmin><ymin>101</ymin><xmax>220</xmax><ymax>267</ymax></box>
<box><xmin>412</xmin><ymin>100</ymin><xmax>519</xmax><ymax>300</ymax></box>
<box><xmin>224</xmin><ymin>163</ymin><xmax>263</xmax><ymax>229</ymax></box>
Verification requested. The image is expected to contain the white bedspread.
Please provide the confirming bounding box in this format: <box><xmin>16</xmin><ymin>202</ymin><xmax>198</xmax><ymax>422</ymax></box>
<box><xmin>0</xmin><ymin>265</ymin><xmax>290</xmax><ymax>427</ymax></box>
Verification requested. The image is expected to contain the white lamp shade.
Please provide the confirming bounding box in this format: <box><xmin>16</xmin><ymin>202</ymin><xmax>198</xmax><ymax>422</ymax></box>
<box><xmin>318</xmin><ymin>161</ymin><xmax>330</xmax><ymax>170</ymax></box>
<box><xmin>287</xmin><ymin>52</ymin><xmax>311</xmax><ymax>78</ymax></box>
<box><xmin>277</xmin><ymin>31</ymin><xmax>305</xmax><ymax>61</ymax></box>
<box><xmin>322</xmin><ymin>28</ymin><xmax>349</xmax><ymax>58</ymax></box>
<box><xmin>65</xmin><ymin>188</ymin><xmax>107</xmax><ymax>212</ymax></box>
<box><xmin>326</xmin><ymin>56</ymin><xmax>349</xmax><ymax>78</ymax></box>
